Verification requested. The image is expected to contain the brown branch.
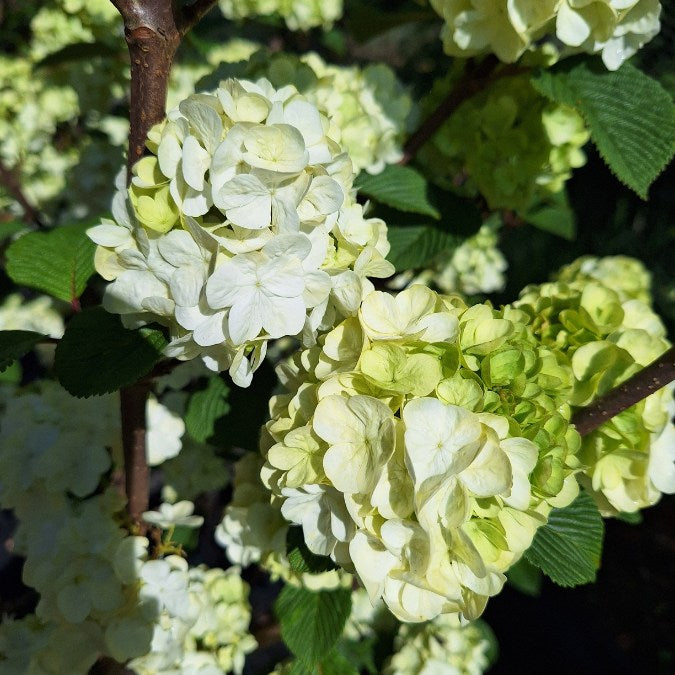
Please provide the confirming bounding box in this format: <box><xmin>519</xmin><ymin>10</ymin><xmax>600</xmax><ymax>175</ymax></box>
<box><xmin>400</xmin><ymin>57</ymin><xmax>530</xmax><ymax>166</ymax></box>
<box><xmin>120</xmin><ymin>382</ymin><xmax>152</xmax><ymax>528</ymax></box>
<box><xmin>0</xmin><ymin>159</ymin><xmax>44</xmax><ymax>228</ymax></box>
<box><xmin>110</xmin><ymin>0</ymin><xmax>214</xmax><ymax>531</ymax></box>
<box><xmin>178</xmin><ymin>0</ymin><xmax>219</xmax><ymax>33</ymax></box>
<box><xmin>573</xmin><ymin>347</ymin><xmax>675</xmax><ymax>436</ymax></box>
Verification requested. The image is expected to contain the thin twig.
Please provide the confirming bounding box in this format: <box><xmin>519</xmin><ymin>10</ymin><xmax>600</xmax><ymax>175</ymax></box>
<box><xmin>0</xmin><ymin>159</ymin><xmax>44</xmax><ymax>228</ymax></box>
<box><xmin>574</xmin><ymin>346</ymin><xmax>675</xmax><ymax>436</ymax></box>
<box><xmin>400</xmin><ymin>57</ymin><xmax>529</xmax><ymax>166</ymax></box>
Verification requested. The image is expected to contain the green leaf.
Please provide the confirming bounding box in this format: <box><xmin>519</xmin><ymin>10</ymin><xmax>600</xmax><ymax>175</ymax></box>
<box><xmin>386</xmin><ymin>225</ymin><xmax>457</xmax><ymax>272</ymax></box>
<box><xmin>184</xmin><ymin>375</ymin><xmax>230</xmax><ymax>443</ymax></box>
<box><xmin>0</xmin><ymin>330</ymin><xmax>47</xmax><ymax>372</ymax></box>
<box><xmin>275</xmin><ymin>585</ymin><xmax>352</xmax><ymax>667</ymax></box>
<box><xmin>355</xmin><ymin>165</ymin><xmax>440</xmax><ymax>219</ymax></box>
<box><xmin>54</xmin><ymin>307</ymin><xmax>167</xmax><ymax>397</ymax></box>
<box><xmin>335</xmin><ymin>637</ymin><xmax>377</xmax><ymax>675</ymax></box>
<box><xmin>525</xmin><ymin>191</ymin><xmax>576</xmax><ymax>240</ymax></box>
<box><xmin>286</xmin><ymin>526</ymin><xmax>338</xmax><ymax>575</ymax></box>
<box><xmin>0</xmin><ymin>221</ymin><xmax>26</xmax><ymax>243</ymax></box>
<box><xmin>0</xmin><ymin>360</ymin><xmax>21</xmax><ymax>384</ymax></box>
<box><xmin>525</xmin><ymin>490</ymin><xmax>605</xmax><ymax>587</ymax></box>
<box><xmin>532</xmin><ymin>57</ymin><xmax>675</xmax><ymax>199</ymax></box>
<box><xmin>506</xmin><ymin>557</ymin><xmax>543</xmax><ymax>597</ymax></box>
<box><xmin>5</xmin><ymin>224</ymin><xmax>96</xmax><ymax>304</ymax></box>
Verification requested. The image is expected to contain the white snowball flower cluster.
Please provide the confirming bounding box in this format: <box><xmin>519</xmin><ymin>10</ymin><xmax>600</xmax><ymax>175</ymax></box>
<box><xmin>259</xmin><ymin>285</ymin><xmax>582</xmax><ymax>622</ymax></box>
<box><xmin>0</xmin><ymin>379</ymin><xmax>256</xmax><ymax>673</ymax></box>
<box><xmin>219</xmin><ymin>0</ymin><xmax>343</xmax><ymax>31</ymax></box>
<box><xmin>0</xmin><ymin>292</ymin><xmax>65</xmax><ymax>338</ymax></box>
<box><xmin>128</xmin><ymin>561</ymin><xmax>257</xmax><ymax>675</ymax></box>
<box><xmin>430</xmin><ymin>0</ymin><xmax>662</xmax><ymax>70</ymax></box>
<box><xmin>216</xmin><ymin>452</ymin><xmax>350</xmax><ymax>591</ymax></box>
<box><xmin>384</xmin><ymin>613</ymin><xmax>492</xmax><ymax>675</ymax></box>
<box><xmin>246</xmin><ymin>51</ymin><xmax>412</xmax><ymax>174</ymax></box>
<box><xmin>0</xmin><ymin>381</ymin><xmax>119</xmax><ymax>507</ymax></box>
<box><xmin>90</xmin><ymin>77</ymin><xmax>394</xmax><ymax>387</ymax></box>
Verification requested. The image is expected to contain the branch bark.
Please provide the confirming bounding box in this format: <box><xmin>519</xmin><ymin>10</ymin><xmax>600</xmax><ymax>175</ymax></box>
<box><xmin>400</xmin><ymin>57</ymin><xmax>529</xmax><ymax>166</ymax></box>
<box><xmin>119</xmin><ymin>382</ymin><xmax>152</xmax><ymax>527</ymax></box>
<box><xmin>110</xmin><ymin>0</ymin><xmax>215</xmax><ymax>526</ymax></box>
<box><xmin>574</xmin><ymin>346</ymin><xmax>675</xmax><ymax>436</ymax></box>
<box><xmin>0</xmin><ymin>159</ymin><xmax>44</xmax><ymax>228</ymax></box>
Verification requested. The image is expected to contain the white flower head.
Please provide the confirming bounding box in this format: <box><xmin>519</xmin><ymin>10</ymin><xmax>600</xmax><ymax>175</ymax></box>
<box><xmin>90</xmin><ymin>76</ymin><xmax>394</xmax><ymax>387</ymax></box>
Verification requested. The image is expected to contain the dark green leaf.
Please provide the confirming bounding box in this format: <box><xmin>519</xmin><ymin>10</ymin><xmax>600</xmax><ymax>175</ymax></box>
<box><xmin>386</xmin><ymin>225</ymin><xmax>457</xmax><ymax>272</ymax></box>
<box><xmin>532</xmin><ymin>57</ymin><xmax>675</xmax><ymax>199</ymax></box>
<box><xmin>5</xmin><ymin>224</ymin><xmax>96</xmax><ymax>304</ymax></box>
<box><xmin>525</xmin><ymin>490</ymin><xmax>604</xmax><ymax>587</ymax></box>
<box><xmin>506</xmin><ymin>557</ymin><xmax>543</xmax><ymax>596</ymax></box>
<box><xmin>344</xmin><ymin>2</ymin><xmax>435</xmax><ymax>42</ymax></box>
<box><xmin>335</xmin><ymin>636</ymin><xmax>377</xmax><ymax>675</ymax></box>
<box><xmin>275</xmin><ymin>585</ymin><xmax>352</xmax><ymax>666</ymax></box>
<box><xmin>286</xmin><ymin>526</ymin><xmax>338</xmax><ymax>575</ymax></box>
<box><xmin>0</xmin><ymin>330</ymin><xmax>47</xmax><ymax>372</ymax></box>
<box><xmin>54</xmin><ymin>307</ymin><xmax>167</xmax><ymax>397</ymax></box>
<box><xmin>184</xmin><ymin>375</ymin><xmax>230</xmax><ymax>443</ymax></box>
<box><xmin>0</xmin><ymin>221</ymin><xmax>26</xmax><ymax>243</ymax></box>
<box><xmin>355</xmin><ymin>165</ymin><xmax>440</xmax><ymax>219</ymax></box>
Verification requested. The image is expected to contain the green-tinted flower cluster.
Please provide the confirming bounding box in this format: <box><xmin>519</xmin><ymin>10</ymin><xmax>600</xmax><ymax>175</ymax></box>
<box><xmin>219</xmin><ymin>0</ymin><xmax>343</xmax><ymax>31</ymax></box>
<box><xmin>421</xmin><ymin>74</ymin><xmax>589</xmax><ymax>213</ymax></box>
<box><xmin>430</xmin><ymin>0</ymin><xmax>662</xmax><ymax>70</ymax></box>
<box><xmin>513</xmin><ymin>256</ymin><xmax>674</xmax><ymax>515</ymax></box>
<box><xmin>259</xmin><ymin>285</ymin><xmax>580</xmax><ymax>622</ymax></box>
<box><xmin>0</xmin><ymin>0</ymin><xmax>127</xmax><ymax>222</ymax></box>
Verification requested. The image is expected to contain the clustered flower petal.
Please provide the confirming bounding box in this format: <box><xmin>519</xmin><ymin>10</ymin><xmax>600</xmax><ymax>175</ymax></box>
<box><xmin>257</xmin><ymin>285</ymin><xmax>581</xmax><ymax>622</ymax></box>
<box><xmin>90</xmin><ymin>77</ymin><xmax>394</xmax><ymax>387</ymax></box>
<box><xmin>430</xmin><ymin>0</ymin><xmax>662</xmax><ymax>70</ymax></box>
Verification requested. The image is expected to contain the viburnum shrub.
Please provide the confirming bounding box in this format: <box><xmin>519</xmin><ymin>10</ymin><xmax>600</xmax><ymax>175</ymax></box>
<box><xmin>0</xmin><ymin>1</ymin><xmax>673</xmax><ymax>673</ymax></box>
